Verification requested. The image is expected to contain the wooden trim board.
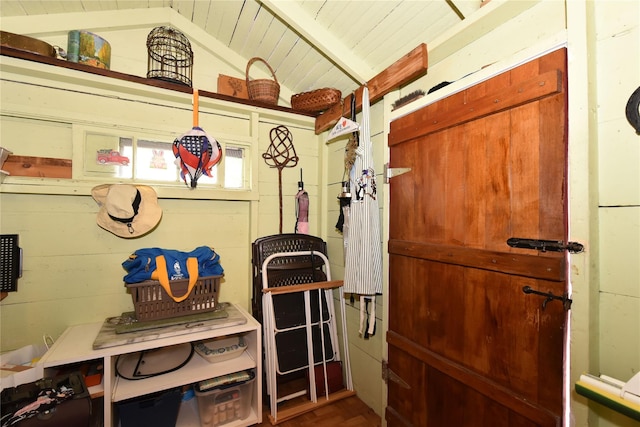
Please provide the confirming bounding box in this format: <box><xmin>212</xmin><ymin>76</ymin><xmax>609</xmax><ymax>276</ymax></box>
<box><xmin>3</xmin><ymin>155</ymin><xmax>72</xmax><ymax>179</ymax></box>
<box><xmin>268</xmin><ymin>389</ymin><xmax>357</xmax><ymax>425</ymax></box>
<box><xmin>315</xmin><ymin>44</ymin><xmax>428</xmax><ymax>134</ymax></box>
<box><xmin>262</xmin><ymin>280</ymin><xmax>344</xmax><ymax>295</ymax></box>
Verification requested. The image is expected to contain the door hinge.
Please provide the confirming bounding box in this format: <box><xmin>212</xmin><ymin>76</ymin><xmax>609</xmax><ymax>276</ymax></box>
<box><xmin>382</xmin><ymin>359</ymin><xmax>411</xmax><ymax>389</ymax></box>
<box><xmin>507</xmin><ymin>237</ymin><xmax>584</xmax><ymax>254</ymax></box>
<box><xmin>384</xmin><ymin>163</ymin><xmax>411</xmax><ymax>183</ymax></box>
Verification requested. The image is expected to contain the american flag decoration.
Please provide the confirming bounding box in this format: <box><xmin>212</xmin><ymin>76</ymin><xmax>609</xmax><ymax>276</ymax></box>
<box><xmin>173</xmin><ymin>89</ymin><xmax>222</xmax><ymax>188</ymax></box>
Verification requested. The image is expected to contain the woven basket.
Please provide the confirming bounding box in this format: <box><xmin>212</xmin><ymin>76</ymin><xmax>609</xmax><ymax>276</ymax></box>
<box><xmin>246</xmin><ymin>57</ymin><xmax>280</xmax><ymax>105</ymax></box>
<box><xmin>291</xmin><ymin>88</ymin><xmax>342</xmax><ymax>113</ymax></box>
<box><xmin>126</xmin><ymin>275</ymin><xmax>221</xmax><ymax>321</ymax></box>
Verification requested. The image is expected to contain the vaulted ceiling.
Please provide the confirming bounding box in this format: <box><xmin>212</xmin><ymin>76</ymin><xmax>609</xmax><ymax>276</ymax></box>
<box><xmin>0</xmin><ymin>0</ymin><xmax>485</xmax><ymax>100</ymax></box>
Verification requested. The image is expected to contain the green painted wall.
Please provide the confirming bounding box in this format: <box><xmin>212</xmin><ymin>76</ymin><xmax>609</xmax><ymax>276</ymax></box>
<box><xmin>0</xmin><ymin>19</ymin><xmax>320</xmax><ymax>352</ymax></box>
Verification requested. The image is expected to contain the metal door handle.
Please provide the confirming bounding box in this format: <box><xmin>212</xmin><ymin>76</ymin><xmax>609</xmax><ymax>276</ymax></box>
<box><xmin>522</xmin><ymin>286</ymin><xmax>572</xmax><ymax>310</ymax></box>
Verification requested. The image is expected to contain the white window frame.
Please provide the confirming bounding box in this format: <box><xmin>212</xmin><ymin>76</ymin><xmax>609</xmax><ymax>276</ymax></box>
<box><xmin>71</xmin><ymin>124</ymin><xmax>257</xmax><ymax>200</ymax></box>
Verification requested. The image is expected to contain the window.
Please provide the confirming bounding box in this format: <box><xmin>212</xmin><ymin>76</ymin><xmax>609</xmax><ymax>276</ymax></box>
<box><xmin>77</xmin><ymin>126</ymin><xmax>252</xmax><ymax>192</ymax></box>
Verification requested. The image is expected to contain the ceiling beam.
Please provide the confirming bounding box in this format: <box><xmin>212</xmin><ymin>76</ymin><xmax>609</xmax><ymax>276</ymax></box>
<box><xmin>446</xmin><ymin>0</ymin><xmax>466</xmax><ymax>20</ymax></box>
<box><xmin>428</xmin><ymin>0</ymin><xmax>541</xmax><ymax>68</ymax></box>
<box><xmin>259</xmin><ymin>0</ymin><xmax>374</xmax><ymax>84</ymax></box>
<box><xmin>315</xmin><ymin>44</ymin><xmax>428</xmax><ymax>134</ymax></box>
<box><xmin>453</xmin><ymin>0</ymin><xmax>485</xmax><ymax>18</ymax></box>
<box><xmin>0</xmin><ymin>7</ymin><xmax>175</xmax><ymax>35</ymax></box>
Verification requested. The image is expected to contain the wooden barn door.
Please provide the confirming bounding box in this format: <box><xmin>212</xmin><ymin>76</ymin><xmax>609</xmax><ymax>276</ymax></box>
<box><xmin>386</xmin><ymin>49</ymin><xmax>569</xmax><ymax>426</ymax></box>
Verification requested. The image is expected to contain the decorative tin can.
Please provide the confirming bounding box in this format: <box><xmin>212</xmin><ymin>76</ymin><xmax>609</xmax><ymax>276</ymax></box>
<box><xmin>67</xmin><ymin>30</ymin><xmax>111</xmax><ymax>69</ymax></box>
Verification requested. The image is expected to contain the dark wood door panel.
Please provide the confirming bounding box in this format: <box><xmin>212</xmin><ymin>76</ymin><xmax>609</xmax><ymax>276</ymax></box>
<box><xmin>387</xmin><ymin>49</ymin><xmax>568</xmax><ymax>427</ymax></box>
<box><xmin>389</xmin><ymin>48</ymin><xmax>567</xmax><ymax>147</ymax></box>
<box><xmin>386</xmin><ymin>346</ymin><xmax>428</xmax><ymax>427</ymax></box>
<box><xmin>388</xmin><ymin>240</ymin><xmax>565</xmax><ymax>281</ymax></box>
<box><xmin>389</xmin><ymin>106</ymin><xmax>566</xmax><ymax>253</ymax></box>
<box><xmin>388</xmin><ymin>254</ymin><xmax>565</xmax><ymax>405</ymax></box>
<box><xmin>388</xmin><ymin>69</ymin><xmax>562</xmax><ymax>146</ymax></box>
<box><xmin>387</xmin><ymin>337</ymin><xmax>561</xmax><ymax>427</ymax></box>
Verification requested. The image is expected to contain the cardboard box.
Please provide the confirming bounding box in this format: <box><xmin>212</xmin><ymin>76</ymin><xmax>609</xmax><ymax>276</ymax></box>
<box><xmin>80</xmin><ymin>361</ymin><xmax>103</xmax><ymax>388</ymax></box>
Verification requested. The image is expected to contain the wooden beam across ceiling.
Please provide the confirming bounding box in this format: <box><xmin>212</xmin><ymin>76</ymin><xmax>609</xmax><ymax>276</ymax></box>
<box><xmin>315</xmin><ymin>43</ymin><xmax>428</xmax><ymax>134</ymax></box>
<box><xmin>445</xmin><ymin>0</ymin><xmax>466</xmax><ymax>20</ymax></box>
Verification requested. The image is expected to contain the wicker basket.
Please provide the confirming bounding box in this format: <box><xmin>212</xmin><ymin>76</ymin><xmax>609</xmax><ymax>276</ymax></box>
<box><xmin>291</xmin><ymin>88</ymin><xmax>342</xmax><ymax>113</ymax></box>
<box><xmin>126</xmin><ymin>275</ymin><xmax>222</xmax><ymax>321</ymax></box>
<box><xmin>246</xmin><ymin>57</ymin><xmax>280</xmax><ymax>105</ymax></box>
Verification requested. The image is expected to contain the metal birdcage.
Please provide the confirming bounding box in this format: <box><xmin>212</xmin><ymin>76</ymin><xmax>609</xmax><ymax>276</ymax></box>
<box><xmin>146</xmin><ymin>26</ymin><xmax>193</xmax><ymax>87</ymax></box>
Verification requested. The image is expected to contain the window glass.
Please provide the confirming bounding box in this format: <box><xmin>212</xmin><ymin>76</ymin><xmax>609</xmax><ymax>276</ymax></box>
<box><xmin>224</xmin><ymin>146</ymin><xmax>244</xmax><ymax>189</ymax></box>
<box><xmin>84</xmin><ymin>133</ymin><xmax>132</xmax><ymax>178</ymax></box>
<box><xmin>132</xmin><ymin>139</ymin><xmax>178</xmax><ymax>182</ymax></box>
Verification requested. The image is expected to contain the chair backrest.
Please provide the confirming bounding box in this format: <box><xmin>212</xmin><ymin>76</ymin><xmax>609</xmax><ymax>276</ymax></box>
<box><xmin>251</xmin><ymin>234</ymin><xmax>327</xmax><ymax>323</ymax></box>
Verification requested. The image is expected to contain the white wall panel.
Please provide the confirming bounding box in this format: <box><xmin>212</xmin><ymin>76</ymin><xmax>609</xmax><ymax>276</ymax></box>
<box><xmin>599</xmin><ymin>292</ymin><xmax>640</xmax><ymax>381</ymax></box>
<box><xmin>599</xmin><ymin>207</ymin><xmax>640</xmax><ymax>297</ymax></box>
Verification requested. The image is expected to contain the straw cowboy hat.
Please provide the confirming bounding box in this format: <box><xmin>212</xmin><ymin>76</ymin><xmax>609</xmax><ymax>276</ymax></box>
<box><xmin>91</xmin><ymin>184</ymin><xmax>162</xmax><ymax>238</ymax></box>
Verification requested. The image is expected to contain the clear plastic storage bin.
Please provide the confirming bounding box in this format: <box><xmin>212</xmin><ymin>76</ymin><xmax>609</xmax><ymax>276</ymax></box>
<box><xmin>195</xmin><ymin>370</ymin><xmax>255</xmax><ymax>427</ymax></box>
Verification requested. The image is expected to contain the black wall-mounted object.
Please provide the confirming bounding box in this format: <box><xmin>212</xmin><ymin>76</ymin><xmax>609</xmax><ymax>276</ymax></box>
<box><xmin>625</xmin><ymin>86</ymin><xmax>640</xmax><ymax>135</ymax></box>
<box><xmin>0</xmin><ymin>234</ymin><xmax>21</xmax><ymax>292</ymax></box>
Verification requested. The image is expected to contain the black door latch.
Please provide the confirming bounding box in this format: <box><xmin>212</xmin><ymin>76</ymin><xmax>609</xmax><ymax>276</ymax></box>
<box><xmin>522</xmin><ymin>286</ymin><xmax>573</xmax><ymax>311</ymax></box>
<box><xmin>507</xmin><ymin>237</ymin><xmax>584</xmax><ymax>254</ymax></box>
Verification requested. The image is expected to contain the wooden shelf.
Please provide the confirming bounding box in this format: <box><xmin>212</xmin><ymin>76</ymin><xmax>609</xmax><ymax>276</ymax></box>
<box><xmin>0</xmin><ymin>46</ymin><xmax>315</xmax><ymax>117</ymax></box>
<box><xmin>113</xmin><ymin>350</ymin><xmax>256</xmax><ymax>402</ymax></box>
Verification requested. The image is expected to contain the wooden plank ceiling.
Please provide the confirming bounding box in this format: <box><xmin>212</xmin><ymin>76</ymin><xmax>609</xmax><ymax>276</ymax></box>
<box><xmin>0</xmin><ymin>0</ymin><xmax>482</xmax><ymax>103</ymax></box>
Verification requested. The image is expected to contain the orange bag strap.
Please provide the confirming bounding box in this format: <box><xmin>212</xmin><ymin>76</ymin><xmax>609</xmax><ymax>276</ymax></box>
<box><xmin>154</xmin><ymin>256</ymin><xmax>199</xmax><ymax>302</ymax></box>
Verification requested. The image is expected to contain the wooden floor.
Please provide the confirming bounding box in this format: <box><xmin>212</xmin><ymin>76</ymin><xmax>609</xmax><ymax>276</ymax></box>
<box><xmin>255</xmin><ymin>394</ymin><xmax>382</xmax><ymax>427</ymax></box>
